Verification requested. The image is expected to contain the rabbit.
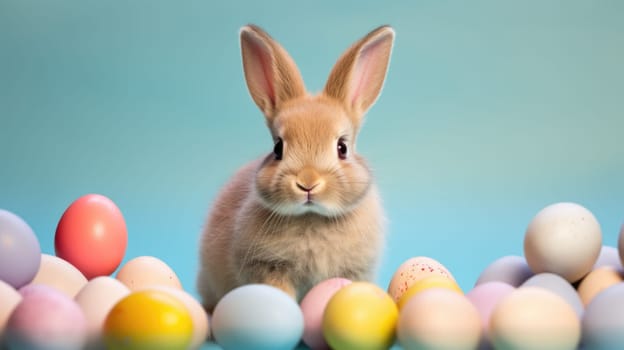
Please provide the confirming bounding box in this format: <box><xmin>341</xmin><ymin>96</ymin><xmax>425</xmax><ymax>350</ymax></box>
<box><xmin>197</xmin><ymin>24</ymin><xmax>395</xmax><ymax>312</ymax></box>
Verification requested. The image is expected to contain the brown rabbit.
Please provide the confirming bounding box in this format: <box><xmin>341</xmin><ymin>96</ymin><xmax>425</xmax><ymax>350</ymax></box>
<box><xmin>197</xmin><ymin>24</ymin><xmax>395</xmax><ymax>311</ymax></box>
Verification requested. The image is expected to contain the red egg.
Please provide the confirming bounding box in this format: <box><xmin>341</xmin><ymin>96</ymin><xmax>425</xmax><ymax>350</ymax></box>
<box><xmin>55</xmin><ymin>194</ymin><xmax>127</xmax><ymax>279</ymax></box>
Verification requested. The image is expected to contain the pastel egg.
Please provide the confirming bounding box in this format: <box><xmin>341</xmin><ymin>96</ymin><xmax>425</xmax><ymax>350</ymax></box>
<box><xmin>141</xmin><ymin>285</ymin><xmax>210</xmax><ymax>350</ymax></box>
<box><xmin>0</xmin><ymin>280</ymin><xmax>22</xmax><ymax>335</ymax></box>
<box><xmin>577</xmin><ymin>266</ymin><xmax>623</xmax><ymax>306</ymax></box>
<box><xmin>104</xmin><ymin>290</ymin><xmax>193</xmax><ymax>350</ymax></box>
<box><xmin>465</xmin><ymin>281</ymin><xmax>515</xmax><ymax>346</ymax></box>
<box><xmin>323</xmin><ymin>282</ymin><xmax>397</xmax><ymax>350</ymax></box>
<box><xmin>397</xmin><ymin>288</ymin><xmax>481</xmax><ymax>350</ymax></box>
<box><xmin>397</xmin><ymin>275</ymin><xmax>463</xmax><ymax>310</ymax></box>
<box><xmin>489</xmin><ymin>287</ymin><xmax>581</xmax><ymax>350</ymax></box>
<box><xmin>74</xmin><ymin>276</ymin><xmax>131</xmax><ymax>338</ymax></box>
<box><xmin>388</xmin><ymin>256</ymin><xmax>455</xmax><ymax>303</ymax></box>
<box><xmin>520</xmin><ymin>272</ymin><xmax>584</xmax><ymax>317</ymax></box>
<box><xmin>6</xmin><ymin>284</ymin><xmax>87</xmax><ymax>350</ymax></box>
<box><xmin>582</xmin><ymin>283</ymin><xmax>624</xmax><ymax>349</ymax></box>
<box><xmin>55</xmin><ymin>194</ymin><xmax>128</xmax><ymax>279</ymax></box>
<box><xmin>300</xmin><ymin>277</ymin><xmax>352</xmax><ymax>350</ymax></box>
<box><xmin>212</xmin><ymin>284</ymin><xmax>303</xmax><ymax>350</ymax></box>
<box><xmin>0</xmin><ymin>209</ymin><xmax>41</xmax><ymax>289</ymax></box>
<box><xmin>618</xmin><ymin>223</ymin><xmax>624</xmax><ymax>265</ymax></box>
<box><xmin>116</xmin><ymin>256</ymin><xmax>182</xmax><ymax>291</ymax></box>
<box><xmin>593</xmin><ymin>245</ymin><xmax>622</xmax><ymax>269</ymax></box>
<box><xmin>524</xmin><ymin>202</ymin><xmax>602</xmax><ymax>283</ymax></box>
<box><xmin>31</xmin><ymin>254</ymin><xmax>88</xmax><ymax>298</ymax></box>
<box><xmin>475</xmin><ymin>255</ymin><xmax>533</xmax><ymax>287</ymax></box>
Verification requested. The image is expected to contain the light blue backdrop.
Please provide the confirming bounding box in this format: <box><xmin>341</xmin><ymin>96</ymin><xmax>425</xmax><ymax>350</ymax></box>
<box><xmin>1</xmin><ymin>1</ymin><xmax>623</xmax><ymax>299</ymax></box>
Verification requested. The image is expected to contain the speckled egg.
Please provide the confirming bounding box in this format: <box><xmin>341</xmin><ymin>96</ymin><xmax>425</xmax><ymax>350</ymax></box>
<box><xmin>524</xmin><ymin>202</ymin><xmax>602</xmax><ymax>283</ymax></box>
<box><xmin>116</xmin><ymin>256</ymin><xmax>182</xmax><ymax>291</ymax></box>
<box><xmin>388</xmin><ymin>257</ymin><xmax>455</xmax><ymax>303</ymax></box>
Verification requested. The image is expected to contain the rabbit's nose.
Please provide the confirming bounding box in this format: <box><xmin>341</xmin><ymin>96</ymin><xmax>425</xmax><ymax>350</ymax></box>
<box><xmin>295</xmin><ymin>168</ymin><xmax>324</xmax><ymax>193</ymax></box>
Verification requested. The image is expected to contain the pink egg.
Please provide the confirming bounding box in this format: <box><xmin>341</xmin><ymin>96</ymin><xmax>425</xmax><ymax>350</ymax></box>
<box><xmin>466</xmin><ymin>281</ymin><xmax>515</xmax><ymax>341</ymax></box>
<box><xmin>300</xmin><ymin>278</ymin><xmax>352</xmax><ymax>349</ymax></box>
<box><xmin>7</xmin><ymin>284</ymin><xmax>87</xmax><ymax>350</ymax></box>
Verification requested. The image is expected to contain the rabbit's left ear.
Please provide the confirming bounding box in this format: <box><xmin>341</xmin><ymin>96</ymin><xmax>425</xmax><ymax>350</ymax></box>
<box><xmin>324</xmin><ymin>26</ymin><xmax>395</xmax><ymax>119</ymax></box>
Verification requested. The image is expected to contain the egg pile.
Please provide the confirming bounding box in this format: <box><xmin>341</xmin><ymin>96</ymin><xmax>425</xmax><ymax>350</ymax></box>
<box><xmin>0</xmin><ymin>194</ymin><xmax>209</xmax><ymax>350</ymax></box>
<box><xmin>2</xmin><ymin>197</ymin><xmax>624</xmax><ymax>350</ymax></box>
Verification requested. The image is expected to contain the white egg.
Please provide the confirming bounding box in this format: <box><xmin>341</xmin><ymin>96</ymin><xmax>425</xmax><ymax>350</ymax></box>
<box><xmin>31</xmin><ymin>254</ymin><xmax>87</xmax><ymax>298</ymax></box>
<box><xmin>524</xmin><ymin>202</ymin><xmax>602</xmax><ymax>282</ymax></box>
<box><xmin>74</xmin><ymin>276</ymin><xmax>130</xmax><ymax>337</ymax></box>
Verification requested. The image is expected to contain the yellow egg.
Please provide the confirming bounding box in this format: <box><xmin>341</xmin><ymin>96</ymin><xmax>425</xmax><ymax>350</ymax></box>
<box><xmin>388</xmin><ymin>256</ymin><xmax>455</xmax><ymax>303</ymax></box>
<box><xmin>103</xmin><ymin>290</ymin><xmax>193</xmax><ymax>350</ymax></box>
<box><xmin>577</xmin><ymin>266</ymin><xmax>623</xmax><ymax>306</ymax></box>
<box><xmin>323</xmin><ymin>282</ymin><xmax>398</xmax><ymax>350</ymax></box>
<box><xmin>397</xmin><ymin>275</ymin><xmax>463</xmax><ymax>310</ymax></box>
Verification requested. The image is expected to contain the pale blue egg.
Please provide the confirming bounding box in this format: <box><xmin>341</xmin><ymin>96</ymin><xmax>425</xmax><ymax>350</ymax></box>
<box><xmin>211</xmin><ymin>284</ymin><xmax>304</xmax><ymax>350</ymax></box>
<box><xmin>582</xmin><ymin>282</ymin><xmax>624</xmax><ymax>349</ymax></box>
<box><xmin>0</xmin><ymin>210</ymin><xmax>41</xmax><ymax>289</ymax></box>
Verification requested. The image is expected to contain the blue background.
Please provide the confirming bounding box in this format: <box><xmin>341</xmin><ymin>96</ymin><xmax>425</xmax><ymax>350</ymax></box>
<box><xmin>1</xmin><ymin>0</ymin><xmax>623</xmax><ymax>303</ymax></box>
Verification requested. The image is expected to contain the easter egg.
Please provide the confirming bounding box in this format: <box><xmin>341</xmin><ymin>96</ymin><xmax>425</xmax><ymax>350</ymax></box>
<box><xmin>55</xmin><ymin>194</ymin><xmax>128</xmax><ymax>279</ymax></box>
<box><xmin>74</xmin><ymin>276</ymin><xmax>131</xmax><ymax>338</ymax></box>
<box><xmin>397</xmin><ymin>274</ymin><xmax>462</xmax><ymax>310</ymax></box>
<box><xmin>116</xmin><ymin>256</ymin><xmax>182</xmax><ymax>291</ymax></box>
<box><xmin>524</xmin><ymin>202</ymin><xmax>602</xmax><ymax>283</ymax></box>
<box><xmin>388</xmin><ymin>256</ymin><xmax>455</xmax><ymax>303</ymax></box>
<box><xmin>6</xmin><ymin>284</ymin><xmax>87</xmax><ymax>350</ymax></box>
<box><xmin>103</xmin><ymin>290</ymin><xmax>193</xmax><ymax>350</ymax></box>
<box><xmin>594</xmin><ymin>245</ymin><xmax>622</xmax><ymax>269</ymax></box>
<box><xmin>577</xmin><ymin>266</ymin><xmax>623</xmax><ymax>306</ymax></box>
<box><xmin>31</xmin><ymin>254</ymin><xmax>88</xmax><ymax>298</ymax></box>
<box><xmin>0</xmin><ymin>209</ymin><xmax>41</xmax><ymax>289</ymax></box>
<box><xmin>465</xmin><ymin>281</ymin><xmax>515</xmax><ymax>347</ymax></box>
<box><xmin>398</xmin><ymin>289</ymin><xmax>481</xmax><ymax>350</ymax></box>
<box><xmin>489</xmin><ymin>287</ymin><xmax>580</xmax><ymax>350</ymax></box>
<box><xmin>300</xmin><ymin>278</ymin><xmax>352</xmax><ymax>350</ymax></box>
<box><xmin>141</xmin><ymin>285</ymin><xmax>210</xmax><ymax>350</ymax></box>
<box><xmin>521</xmin><ymin>272</ymin><xmax>584</xmax><ymax>317</ymax></box>
<box><xmin>323</xmin><ymin>282</ymin><xmax>398</xmax><ymax>350</ymax></box>
<box><xmin>0</xmin><ymin>280</ymin><xmax>22</xmax><ymax>335</ymax></box>
<box><xmin>618</xmin><ymin>223</ymin><xmax>624</xmax><ymax>266</ymax></box>
<box><xmin>582</xmin><ymin>283</ymin><xmax>624</xmax><ymax>349</ymax></box>
<box><xmin>475</xmin><ymin>255</ymin><xmax>533</xmax><ymax>287</ymax></box>
<box><xmin>212</xmin><ymin>284</ymin><xmax>303</xmax><ymax>350</ymax></box>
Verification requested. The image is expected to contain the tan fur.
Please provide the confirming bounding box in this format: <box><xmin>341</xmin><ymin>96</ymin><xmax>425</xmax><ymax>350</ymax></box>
<box><xmin>197</xmin><ymin>24</ymin><xmax>395</xmax><ymax>311</ymax></box>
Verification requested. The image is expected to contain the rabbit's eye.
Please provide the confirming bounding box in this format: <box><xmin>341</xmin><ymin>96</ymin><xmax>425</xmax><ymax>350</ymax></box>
<box><xmin>337</xmin><ymin>139</ymin><xmax>348</xmax><ymax>160</ymax></box>
<box><xmin>273</xmin><ymin>138</ymin><xmax>283</xmax><ymax>160</ymax></box>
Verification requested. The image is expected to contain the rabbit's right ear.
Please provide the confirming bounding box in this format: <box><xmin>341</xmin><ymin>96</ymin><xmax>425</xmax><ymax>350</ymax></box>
<box><xmin>240</xmin><ymin>25</ymin><xmax>306</xmax><ymax>120</ymax></box>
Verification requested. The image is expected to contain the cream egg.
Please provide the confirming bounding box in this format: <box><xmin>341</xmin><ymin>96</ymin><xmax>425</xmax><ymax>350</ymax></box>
<box><xmin>489</xmin><ymin>287</ymin><xmax>580</xmax><ymax>350</ymax></box>
<box><xmin>30</xmin><ymin>254</ymin><xmax>87</xmax><ymax>298</ymax></box>
<box><xmin>116</xmin><ymin>256</ymin><xmax>182</xmax><ymax>291</ymax></box>
<box><xmin>74</xmin><ymin>276</ymin><xmax>130</xmax><ymax>338</ymax></box>
<box><xmin>524</xmin><ymin>202</ymin><xmax>602</xmax><ymax>283</ymax></box>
